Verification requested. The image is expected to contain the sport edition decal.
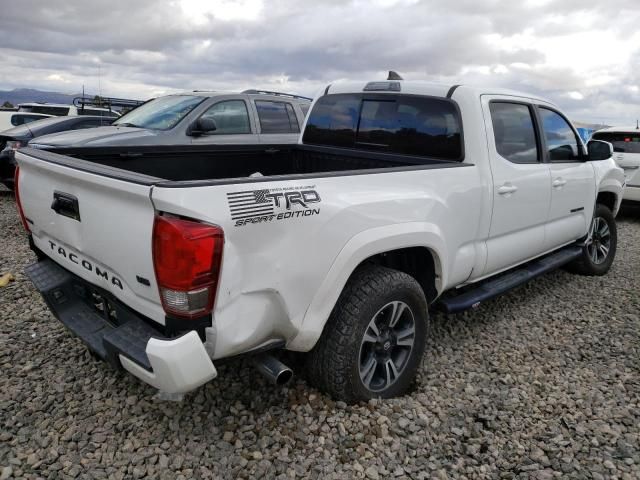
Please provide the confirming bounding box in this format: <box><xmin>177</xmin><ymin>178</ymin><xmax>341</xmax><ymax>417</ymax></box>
<box><xmin>227</xmin><ymin>185</ymin><xmax>321</xmax><ymax>227</ymax></box>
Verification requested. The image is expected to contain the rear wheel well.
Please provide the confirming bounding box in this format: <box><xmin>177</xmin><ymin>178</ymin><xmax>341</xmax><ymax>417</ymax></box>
<box><xmin>597</xmin><ymin>192</ymin><xmax>616</xmax><ymax>212</ymax></box>
<box><xmin>358</xmin><ymin>247</ymin><xmax>439</xmax><ymax>304</ymax></box>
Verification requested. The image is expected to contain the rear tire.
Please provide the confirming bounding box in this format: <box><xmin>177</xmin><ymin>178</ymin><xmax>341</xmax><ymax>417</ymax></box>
<box><xmin>568</xmin><ymin>203</ymin><xmax>617</xmax><ymax>276</ymax></box>
<box><xmin>305</xmin><ymin>265</ymin><xmax>428</xmax><ymax>403</ymax></box>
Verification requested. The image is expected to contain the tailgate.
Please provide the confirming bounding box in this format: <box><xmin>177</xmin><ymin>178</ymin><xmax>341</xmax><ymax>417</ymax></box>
<box><xmin>16</xmin><ymin>148</ymin><xmax>166</xmax><ymax>325</ymax></box>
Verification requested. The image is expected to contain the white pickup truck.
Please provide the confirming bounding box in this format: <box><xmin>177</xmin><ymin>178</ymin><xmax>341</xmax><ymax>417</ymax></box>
<box><xmin>15</xmin><ymin>80</ymin><xmax>624</xmax><ymax>402</ymax></box>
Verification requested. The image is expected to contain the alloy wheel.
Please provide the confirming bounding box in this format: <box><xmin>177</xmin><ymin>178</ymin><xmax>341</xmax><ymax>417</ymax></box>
<box><xmin>358</xmin><ymin>300</ymin><xmax>416</xmax><ymax>392</ymax></box>
<box><xmin>586</xmin><ymin>216</ymin><xmax>611</xmax><ymax>265</ymax></box>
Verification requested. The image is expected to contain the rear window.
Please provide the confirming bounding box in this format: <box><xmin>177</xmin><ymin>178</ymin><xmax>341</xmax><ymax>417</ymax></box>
<box><xmin>592</xmin><ymin>131</ymin><xmax>640</xmax><ymax>154</ymax></box>
<box><xmin>303</xmin><ymin>93</ymin><xmax>463</xmax><ymax>160</ymax></box>
<box><xmin>20</xmin><ymin>105</ymin><xmax>69</xmax><ymax>116</ymax></box>
<box><xmin>11</xmin><ymin>114</ymin><xmax>48</xmax><ymax>126</ymax></box>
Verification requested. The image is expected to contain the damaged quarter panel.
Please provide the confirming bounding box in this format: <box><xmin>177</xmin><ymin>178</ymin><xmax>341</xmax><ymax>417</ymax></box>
<box><xmin>150</xmin><ymin>164</ymin><xmax>483</xmax><ymax>358</ymax></box>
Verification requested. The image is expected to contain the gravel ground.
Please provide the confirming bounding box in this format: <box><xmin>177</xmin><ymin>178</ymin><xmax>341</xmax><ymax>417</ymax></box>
<box><xmin>1</xmin><ymin>191</ymin><xmax>639</xmax><ymax>480</ymax></box>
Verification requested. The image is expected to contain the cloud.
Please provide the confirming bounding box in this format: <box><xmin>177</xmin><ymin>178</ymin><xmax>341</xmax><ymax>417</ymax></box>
<box><xmin>0</xmin><ymin>0</ymin><xmax>638</xmax><ymax>124</ymax></box>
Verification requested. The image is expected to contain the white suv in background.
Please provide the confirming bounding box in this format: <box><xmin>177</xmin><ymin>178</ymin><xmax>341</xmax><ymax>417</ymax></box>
<box><xmin>18</xmin><ymin>103</ymin><xmax>120</xmax><ymax>118</ymax></box>
<box><xmin>0</xmin><ymin>111</ymin><xmax>51</xmax><ymax>132</ymax></box>
<box><xmin>592</xmin><ymin>127</ymin><xmax>640</xmax><ymax>203</ymax></box>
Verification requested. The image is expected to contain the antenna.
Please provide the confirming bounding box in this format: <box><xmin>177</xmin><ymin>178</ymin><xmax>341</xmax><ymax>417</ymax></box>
<box><xmin>387</xmin><ymin>70</ymin><xmax>404</xmax><ymax>80</ymax></box>
<box><xmin>636</xmin><ymin>119</ymin><xmax>639</xmax><ymax>130</ymax></box>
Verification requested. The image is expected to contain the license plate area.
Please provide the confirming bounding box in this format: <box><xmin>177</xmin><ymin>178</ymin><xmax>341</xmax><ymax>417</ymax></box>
<box><xmin>72</xmin><ymin>282</ymin><xmax>120</xmax><ymax>326</ymax></box>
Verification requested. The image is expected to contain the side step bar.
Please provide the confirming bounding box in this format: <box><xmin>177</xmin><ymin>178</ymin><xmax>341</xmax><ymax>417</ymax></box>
<box><xmin>436</xmin><ymin>246</ymin><xmax>582</xmax><ymax>314</ymax></box>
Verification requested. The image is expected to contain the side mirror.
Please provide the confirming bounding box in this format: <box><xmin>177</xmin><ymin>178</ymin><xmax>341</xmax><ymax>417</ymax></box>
<box><xmin>587</xmin><ymin>140</ymin><xmax>613</xmax><ymax>161</ymax></box>
<box><xmin>189</xmin><ymin>117</ymin><xmax>217</xmax><ymax>136</ymax></box>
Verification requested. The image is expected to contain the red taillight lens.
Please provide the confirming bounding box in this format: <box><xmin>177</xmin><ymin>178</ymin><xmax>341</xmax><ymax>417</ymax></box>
<box><xmin>13</xmin><ymin>166</ymin><xmax>30</xmax><ymax>232</ymax></box>
<box><xmin>152</xmin><ymin>215</ymin><xmax>224</xmax><ymax>319</ymax></box>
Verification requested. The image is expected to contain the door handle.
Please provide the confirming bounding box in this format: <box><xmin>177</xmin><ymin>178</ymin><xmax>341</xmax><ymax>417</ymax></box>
<box><xmin>497</xmin><ymin>184</ymin><xmax>518</xmax><ymax>195</ymax></box>
<box><xmin>553</xmin><ymin>178</ymin><xmax>567</xmax><ymax>188</ymax></box>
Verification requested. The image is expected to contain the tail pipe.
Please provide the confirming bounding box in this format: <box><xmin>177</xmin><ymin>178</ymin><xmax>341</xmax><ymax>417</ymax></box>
<box><xmin>253</xmin><ymin>354</ymin><xmax>293</xmax><ymax>386</ymax></box>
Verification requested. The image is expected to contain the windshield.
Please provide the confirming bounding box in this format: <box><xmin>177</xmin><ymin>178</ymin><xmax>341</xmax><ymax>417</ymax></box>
<box><xmin>113</xmin><ymin>95</ymin><xmax>204</xmax><ymax>130</ymax></box>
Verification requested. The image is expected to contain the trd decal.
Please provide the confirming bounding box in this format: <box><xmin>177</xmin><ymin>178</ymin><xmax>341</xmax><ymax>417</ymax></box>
<box><xmin>227</xmin><ymin>185</ymin><xmax>321</xmax><ymax>227</ymax></box>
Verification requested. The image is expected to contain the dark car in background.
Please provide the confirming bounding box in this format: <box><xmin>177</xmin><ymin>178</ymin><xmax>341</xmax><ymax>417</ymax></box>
<box><xmin>0</xmin><ymin>115</ymin><xmax>114</xmax><ymax>189</ymax></box>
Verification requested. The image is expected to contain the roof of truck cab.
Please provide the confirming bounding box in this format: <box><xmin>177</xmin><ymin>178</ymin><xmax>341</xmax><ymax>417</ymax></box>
<box><xmin>325</xmin><ymin>81</ymin><xmax>555</xmax><ymax>105</ymax></box>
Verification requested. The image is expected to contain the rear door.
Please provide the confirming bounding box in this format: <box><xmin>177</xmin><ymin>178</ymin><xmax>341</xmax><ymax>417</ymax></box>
<box><xmin>536</xmin><ymin>106</ymin><xmax>595</xmax><ymax>249</ymax></box>
<box><xmin>253</xmin><ymin>99</ymin><xmax>301</xmax><ymax>144</ymax></box>
<box><xmin>15</xmin><ymin>148</ymin><xmax>165</xmax><ymax>324</ymax></box>
<box><xmin>481</xmin><ymin>96</ymin><xmax>551</xmax><ymax>275</ymax></box>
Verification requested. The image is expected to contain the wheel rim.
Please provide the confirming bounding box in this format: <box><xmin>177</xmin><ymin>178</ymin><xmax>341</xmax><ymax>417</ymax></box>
<box><xmin>358</xmin><ymin>300</ymin><xmax>416</xmax><ymax>392</ymax></box>
<box><xmin>586</xmin><ymin>216</ymin><xmax>611</xmax><ymax>265</ymax></box>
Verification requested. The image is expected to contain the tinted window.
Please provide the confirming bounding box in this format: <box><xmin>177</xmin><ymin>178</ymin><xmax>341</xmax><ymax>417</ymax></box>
<box><xmin>201</xmin><ymin>100</ymin><xmax>251</xmax><ymax>134</ymax></box>
<box><xmin>303</xmin><ymin>94</ymin><xmax>360</xmax><ymax>148</ymax></box>
<box><xmin>303</xmin><ymin>94</ymin><xmax>462</xmax><ymax>160</ymax></box>
<box><xmin>256</xmin><ymin>100</ymin><xmax>299</xmax><ymax>134</ymax></box>
<box><xmin>286</xmin><ymin>103</ymin><xmax>300</xmax><ymax>132</ymax></box>
<box><xmin>113</xmin><ymin>95</ymin><xmax>203</xmax><ymax>130</ymax></box>
<box><xmin>11</xmin><ymin>114</ymin><xmax>49</xmax><ymax>126</ymax></box>
<box><xmin>21</xmin><ymin>106</ymin><xmax>69</xmax><ymax>116</ymax></box>
<box><xmin>592</xmin><ymin>131</ymin><xmax>640</xmax><ymax>154</ymax></box>
<box><xmin>489</xmin><ymin>102</ymin><xmax>539</xmax><ymax>164</ymax></box>
<box><xmin>539</xmin><ymin>108</ymin><xmax>580</xmax><ymax>161</ymax></box>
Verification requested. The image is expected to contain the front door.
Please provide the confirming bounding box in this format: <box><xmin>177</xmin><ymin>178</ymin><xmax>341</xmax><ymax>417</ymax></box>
<box><xmin>190</xmin><ymin>99</ymin><xmax>257</xmax><ymax>145</ymax></box>
<box><xmin>481</xmin><ymin>97</ymin><xmax>551</xmax><ymax>276</ymax></box>
<box><xmin>537</xmin><ymin>107</ymin><xmax>595</xmax><ymax>249</ymax></box>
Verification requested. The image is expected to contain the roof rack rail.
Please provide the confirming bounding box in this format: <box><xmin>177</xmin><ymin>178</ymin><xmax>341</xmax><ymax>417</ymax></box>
<box><xmin>242</xmin><ymin>89</ymin><xmax>312</xmax><ymax>101</ymax></box>
<box><xmin>73</xmin><ymin>96</ymin><xmax>147</xmax><ymax>113</ymax></box>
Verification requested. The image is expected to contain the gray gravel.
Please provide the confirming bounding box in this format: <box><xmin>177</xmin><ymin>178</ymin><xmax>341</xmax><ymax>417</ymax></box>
<box><xmin>1</xmin><ymin>190</ymin><xmax>639</xmax><ymax>479</ymax></box>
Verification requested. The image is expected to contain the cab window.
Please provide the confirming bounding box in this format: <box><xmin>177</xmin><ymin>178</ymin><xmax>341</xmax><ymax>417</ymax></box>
<box><xmin>539</xmin><ymin>108</ymin><xmax>581</xmax><ymax>161</ymax></box>
<box><xmin>489</xmin><ymin>102</ymin><xmax>539</xmax><ymax>164</ymax></box>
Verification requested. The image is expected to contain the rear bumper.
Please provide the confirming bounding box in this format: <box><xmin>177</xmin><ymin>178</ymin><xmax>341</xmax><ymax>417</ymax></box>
<box><xmin>25</xmin><ymin>259</ymin><xmax>217</xmax><ymax>393</ymax></box>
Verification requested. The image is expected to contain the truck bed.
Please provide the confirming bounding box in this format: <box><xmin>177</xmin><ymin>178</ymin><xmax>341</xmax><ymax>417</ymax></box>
<box><xmin>35</xmin><ymin>143</ymin><xmax>460</xmax><ymax>184</ymax></box>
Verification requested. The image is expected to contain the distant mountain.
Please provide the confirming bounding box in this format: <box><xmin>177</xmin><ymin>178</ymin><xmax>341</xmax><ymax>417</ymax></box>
<box><xmin>0</xmin><ymin>88</ymin><xmax>91</xmax><ymax>107</ymax></box>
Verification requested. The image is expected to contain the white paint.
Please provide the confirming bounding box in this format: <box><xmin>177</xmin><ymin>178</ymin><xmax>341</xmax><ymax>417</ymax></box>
<box><xmin>16</xmin><ymin>81</ymin><xmax>626</xmax><ymax>393</ymax></box>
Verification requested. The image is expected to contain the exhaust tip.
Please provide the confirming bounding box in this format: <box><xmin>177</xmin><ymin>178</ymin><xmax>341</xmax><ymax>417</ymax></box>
<box><xmin>276</xmin><ymin>369</ymin><xmax>293</xmax><ymax>385</ymax></box>
<box><xmin>253</xmin><ymin>354</ymin><xmax>293</xmax><ymax>386</ymax></box>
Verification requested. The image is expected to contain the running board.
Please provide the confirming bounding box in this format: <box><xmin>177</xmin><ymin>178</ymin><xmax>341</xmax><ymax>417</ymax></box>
<box><xmin>436</xmin><ymin>246</ymin><xmax>582</xmax><ymax>314</ymax></box>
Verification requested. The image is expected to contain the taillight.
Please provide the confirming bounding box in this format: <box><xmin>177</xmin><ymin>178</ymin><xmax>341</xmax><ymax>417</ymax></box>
<box><xmin>14</xmin><ymin>166</ymin><xmax>30</xmax><ymax>232</ymax></box>
<box><xmin>152</xmin><ymin>215</ymin><xmax>224</xmax><ymax>319</ymax></box>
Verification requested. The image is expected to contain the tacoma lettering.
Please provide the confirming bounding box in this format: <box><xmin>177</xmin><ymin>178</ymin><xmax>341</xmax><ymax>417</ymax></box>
<box><xmin>47</xmin><ymin>240</ymin><xmax>124</xmax><ymax>290</ymax></box>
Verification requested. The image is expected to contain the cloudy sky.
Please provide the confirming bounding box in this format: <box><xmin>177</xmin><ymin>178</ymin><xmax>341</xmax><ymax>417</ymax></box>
<box><xmin>1</xmin><ymin>0</ymin><xmax>639</xmax><ymax>124</ymax></box>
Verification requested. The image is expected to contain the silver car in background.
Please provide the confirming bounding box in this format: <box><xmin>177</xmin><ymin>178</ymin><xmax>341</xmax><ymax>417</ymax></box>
<box><xmin>30</xmin><ymin>90</ymin><xmax>311</xmax><ymax>149</ymax></box>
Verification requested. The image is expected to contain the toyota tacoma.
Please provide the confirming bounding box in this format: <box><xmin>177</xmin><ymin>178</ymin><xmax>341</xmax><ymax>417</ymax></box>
<box><xmin>15</xmin><ymin>80</ymin><xmax>625</xmax><ymax>402</ymax></box>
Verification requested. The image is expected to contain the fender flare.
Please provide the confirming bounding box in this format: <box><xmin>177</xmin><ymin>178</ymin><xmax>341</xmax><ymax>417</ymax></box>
<box><xmin>287</xmin><ymin>221</ymin><xmax>447</xmax><ymax>351</ymax></box>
